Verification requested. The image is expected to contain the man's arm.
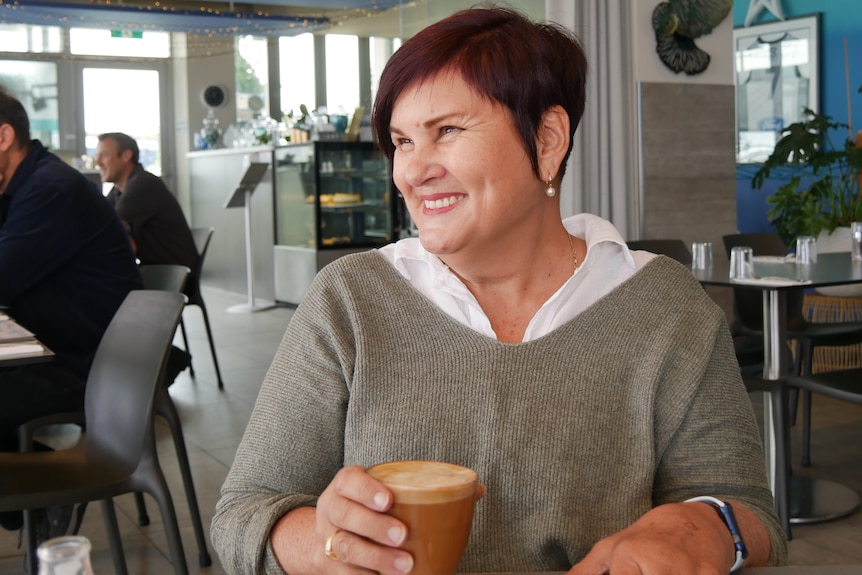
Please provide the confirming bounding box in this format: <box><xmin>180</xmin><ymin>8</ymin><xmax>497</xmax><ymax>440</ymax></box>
<box><xmin>0</xmin><ymin>177</ymin><xmax>81</xmax><ymax>304</ymax></box>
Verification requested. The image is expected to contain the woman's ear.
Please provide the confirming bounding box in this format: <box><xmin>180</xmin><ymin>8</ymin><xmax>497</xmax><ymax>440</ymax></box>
<box><xmin>536</xmin><ymin>105</ymin><xmax>570</xmax><ymax>180</ymax></box>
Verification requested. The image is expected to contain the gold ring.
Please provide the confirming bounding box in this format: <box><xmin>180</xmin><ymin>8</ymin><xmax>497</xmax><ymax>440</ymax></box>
<box><xmin>325</xmin><ymin>529</ymin><xmax>341</xmax><ymax>561</ymax></box>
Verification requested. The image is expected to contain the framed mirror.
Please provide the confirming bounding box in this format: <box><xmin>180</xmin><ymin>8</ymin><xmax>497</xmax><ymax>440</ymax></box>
<box><xmin>733</xmin><ymin>14</ymin><xmax>820</xmax><ymax>164</ymax></box>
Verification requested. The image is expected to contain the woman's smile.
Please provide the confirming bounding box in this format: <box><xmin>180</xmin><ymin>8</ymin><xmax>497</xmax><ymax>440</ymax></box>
<box><xmin>423</xmin><ymin>194</ymin><xmax>464</xmax><ymax>211</ymax></box>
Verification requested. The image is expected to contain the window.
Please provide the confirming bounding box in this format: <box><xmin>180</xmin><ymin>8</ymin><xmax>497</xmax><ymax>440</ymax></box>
<box><xmin>69</xmin><ymin>28</ymin><xmax>170</xmax><ymax>58</ymax></box>
<box><xmin>82</xmin><ymin>68</ymin><xmax>163</xmax><ymax>176</ymax></box>
<box><xmin>370</xmin><ymin>36</ymin><xmax>398</xmax><ymax>107</ymax></box>
<box><xmin>0</xmin><ymin>24</ymin><xmax>63</xmax><ymax>53</ymax></box>
<box><xmin>279</xmin><ymin>33</ymin><xmax>316</xmax><ymax>121</ymax></box>
<box><xmin>0</xmin><ymin>60</ymin><xmax>60</xmax><ymax>149</ymax></box>
<box><xmin>236</xmin><ymin>35</ymin><xmax>269</xmax><ymax>122</ymax></box>
<box><xmin>325</xmin><ymin>34</ymin><xmax>359</xmax><ymax>116</ymax></box>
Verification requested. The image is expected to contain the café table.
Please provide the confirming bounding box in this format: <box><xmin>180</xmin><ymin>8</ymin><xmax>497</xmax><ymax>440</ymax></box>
<box><xmin>0</xmin><ymin>314</ymin><xmax>54</xmax><ymax>367</ymax></box>
<box><xmin>695</xmin><ymin>251</ymin><xmax>862</xmax><ymax>528</ymax></box>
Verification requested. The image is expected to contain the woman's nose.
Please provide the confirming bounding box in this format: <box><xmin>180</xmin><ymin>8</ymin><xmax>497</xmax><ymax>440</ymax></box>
<box><xmin>398</xmin><ymin>146</ymin><xmax>444</xmax><ymax>189</ymax></box>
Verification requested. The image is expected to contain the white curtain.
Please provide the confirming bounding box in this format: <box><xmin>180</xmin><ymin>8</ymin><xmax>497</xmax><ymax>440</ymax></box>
<box><xmin>546</xmin><ymin>0</ymin><xmax>640</xmax><ymax>239</ymax></box>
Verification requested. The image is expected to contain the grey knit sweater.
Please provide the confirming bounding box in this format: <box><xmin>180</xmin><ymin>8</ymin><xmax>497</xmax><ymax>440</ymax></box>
<box><xmin>212</xmin><ymin>252</ymin><xmax>787</xmax><ymax>574</ymax></box>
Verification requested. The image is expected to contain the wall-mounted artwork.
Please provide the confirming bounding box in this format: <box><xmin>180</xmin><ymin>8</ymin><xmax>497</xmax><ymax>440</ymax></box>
<box><xmin>651</xmin><ymin>0</ymin><xmax>733</xmax><ymax>76</ymax></box>
<box><xmin>734</xmin><ymin>14</ymin><xmax>820</xmax><ymax>164</ymax></box>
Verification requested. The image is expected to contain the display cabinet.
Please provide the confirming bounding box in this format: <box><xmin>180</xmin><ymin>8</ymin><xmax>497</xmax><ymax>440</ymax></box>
<box><xmin>273</xmin><ymin>141</ymin><xmax>396</xmax><ymax>304</ymax></box>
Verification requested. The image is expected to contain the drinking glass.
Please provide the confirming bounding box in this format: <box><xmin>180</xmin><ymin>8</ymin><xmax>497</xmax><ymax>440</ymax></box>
<box><xmin>796</xmin><ymin>235</ymin><xmax>818</xmax><ymax>265</ymax></box>
<box><xmin>729</xmin><ymin>246</ymin><xmax>754</xmax><ymax>280</ymax></box>
<box><xmin>691</xmin><ymin>241</ymin><xmax>713</xmax><ymax>270</ymax></box>
<box><xmin>851</xmin><ymin>222</ymin><xmax>862</xmax><ymax>261</ymax></box>
<box><xmin>37</xmin><ymin>536</ymin><xmax>94</xmax><ymax>575</ymax></box>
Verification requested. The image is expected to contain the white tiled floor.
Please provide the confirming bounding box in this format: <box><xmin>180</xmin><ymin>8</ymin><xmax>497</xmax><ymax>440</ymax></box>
<box><xmin>2</xmin><ymin>286</ymin><xmax>862</xmax><ymax>573</ymax></box>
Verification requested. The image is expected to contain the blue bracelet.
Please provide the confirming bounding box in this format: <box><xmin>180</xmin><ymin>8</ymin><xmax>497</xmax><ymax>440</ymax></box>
<box><xmin>685</xmin><ymin>496</ymin><xmax>748</xmax><ymax>572</ymax></box>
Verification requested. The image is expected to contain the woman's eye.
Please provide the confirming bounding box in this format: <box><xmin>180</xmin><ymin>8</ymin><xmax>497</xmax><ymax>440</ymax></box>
<box><xmin>441</xmin><ymin>126</ymin><xmax>460</xmax><ymax>135</ymax></box>
<box><xmin>393</xmin><ymin>138</ymin><xmax>413</xmax><ymax>151</ymax></box>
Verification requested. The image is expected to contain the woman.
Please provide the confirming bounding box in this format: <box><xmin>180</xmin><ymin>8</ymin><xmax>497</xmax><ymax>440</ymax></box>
<box><xmin>212</xmin><ymin>7</ymin><xmax>786</xmax><ymax>574</ymax></box>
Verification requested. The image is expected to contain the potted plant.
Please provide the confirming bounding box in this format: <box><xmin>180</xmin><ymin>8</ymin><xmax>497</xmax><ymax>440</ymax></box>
<box><xmin>751</xmin><ymin>87</ymin><xmax>862</xmax><ymax>248</ymax></box>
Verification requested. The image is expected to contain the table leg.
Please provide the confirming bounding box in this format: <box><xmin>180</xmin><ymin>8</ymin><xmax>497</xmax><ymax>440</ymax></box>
<box><xmin>760</xmin><ymin>290</ymin><xmax>798</xmax><ymax>537</ymax></box>
<box><xmin>790</xmin><ymin>476</ymin><xmax>860</xmax><ymax>524</ymax></box>
<box><xmin>762</xmin><ymin>291</ymin><xmax>861</xmax><ymax>526</ymax></box>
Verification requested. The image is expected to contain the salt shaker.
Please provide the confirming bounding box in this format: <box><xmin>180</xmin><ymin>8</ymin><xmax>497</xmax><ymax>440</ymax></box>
<box><xmin>38</xmin><ymin>536</ymin><xmax>94</xmax><ymax>575</ymax></box>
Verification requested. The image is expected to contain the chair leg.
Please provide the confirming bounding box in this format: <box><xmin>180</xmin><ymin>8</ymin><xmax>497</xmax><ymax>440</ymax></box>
<box><xmin>197</xmin><ymin>303</ymin><xmax>224</xmax><ymax>390</ymax></box>
<box><xmin>801</xmin><ymin>389</ymin><xmax>813</xmax><ymax>467</ymax></box>
<box><xmin>137</xmin><ymin>465</ymin><xmax>190</xmax><ymax>575</ymax></box>
<box><xmin>179</xmin><ymin>317</ymin><xmax>194</xmax><ymax>377</ymax></box>
<box><xmin>788</xmin><ymin>388</ymin><xmax>799</xmax><ymax>425</ymax></box>
<box><xmin>134</xmin><ymin>492</ymin><xmax>150</xmax><ymax>526</ymax></box>
<box><xmin>801</xmin><ymin>340</ymin><xmax>814</xmax><ymax>467</ymax></box>
<box><xmin>158</xmin><ymin>392</ymin><xmax>212</xmax><ymax>567</ymax></box>
<box><xmin>23</xmin><ymin>509</ymin><xmax>37</xmax><ymax>574</ymax></box>
<box><xmin>99</xmin><ymin>499</ymin><xmax>129</xmax><ymax>575</ymax></box>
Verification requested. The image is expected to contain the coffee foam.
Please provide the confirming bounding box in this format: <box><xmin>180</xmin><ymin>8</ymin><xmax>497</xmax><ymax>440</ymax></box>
<box><xmin>367</xmin><ymin>461</ymin><xmax>477</xmax><ymax>505</ymax></box>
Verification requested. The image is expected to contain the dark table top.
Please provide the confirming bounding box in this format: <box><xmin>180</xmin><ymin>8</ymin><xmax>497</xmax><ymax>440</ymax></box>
<box><xmin>465</xmin><ymin>568</ymin><xmax>862</xmax><ymax>574</ymax></box>
<box><xmin>694</xmin><ymin>252</ymin><xmax>862</xmax><ymax>291</ymax></box>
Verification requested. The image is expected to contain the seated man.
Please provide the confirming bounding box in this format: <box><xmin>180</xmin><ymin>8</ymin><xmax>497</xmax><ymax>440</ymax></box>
<box><xmin>0</xmin><ymin>87</ymin><xmax>143</xmax><ymax>533</ymax></box>
<box><xmin>96</xmin><ymin>131</ymin><xmax>197</xmax><ymax>380</ymax></box>
<box><xmin>96</xmin><ymin>131</ymin><xmax>199</xmax><ymax>273</ymax></box>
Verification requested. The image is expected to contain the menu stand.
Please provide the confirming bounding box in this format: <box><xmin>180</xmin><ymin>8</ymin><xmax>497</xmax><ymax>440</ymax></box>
<box><xmin>223</xmin><ymin>161</ymin><xmax>275</xmax><ymax>313</ymax></box>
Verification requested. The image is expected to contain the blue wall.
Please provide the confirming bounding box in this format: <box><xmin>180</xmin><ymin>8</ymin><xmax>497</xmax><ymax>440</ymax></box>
<box><xmin>733</xmin><ymin>0</ymin><xmax>862</xmax><ymax>233</ymax></box>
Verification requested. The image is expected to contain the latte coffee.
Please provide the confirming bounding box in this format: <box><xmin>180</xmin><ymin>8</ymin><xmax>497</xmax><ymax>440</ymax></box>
<box><xmin>367</xmin><ymin>461</ymin><xmax>478</xmax><ymax>575</ymax></box>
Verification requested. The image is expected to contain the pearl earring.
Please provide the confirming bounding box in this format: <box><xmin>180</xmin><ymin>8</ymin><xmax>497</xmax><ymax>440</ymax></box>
<box><xmin>545</xmin><ymin>175</ymin><xmax>556</xmax><ymax>197</ymax></box>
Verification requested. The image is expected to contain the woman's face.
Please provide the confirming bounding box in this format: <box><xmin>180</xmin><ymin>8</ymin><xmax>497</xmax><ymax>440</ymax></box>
<box><xmin>389</xmin><ymin>71</ymin><xmax>543</xmax><ymax>259</ymax></box>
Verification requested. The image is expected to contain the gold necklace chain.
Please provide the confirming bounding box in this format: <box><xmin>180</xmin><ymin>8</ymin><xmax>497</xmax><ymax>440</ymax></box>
<box><xmin>566</xmin><ymin>233</ymin><xmax>579</xmax><ymax>272</ymax></box>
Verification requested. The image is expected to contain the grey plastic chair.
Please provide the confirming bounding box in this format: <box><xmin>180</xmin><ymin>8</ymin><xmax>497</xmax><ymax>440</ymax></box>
<box><xmin>0</xmin><ymin>291</ymin><xmax>189</xmax><ymax>575</ymax></box>
<box><xmin>137</xmin><ymin>264</ymin><xmax>212</xmax><ymax>568</ymax></box>
<box><xmin>626</xmin><ymin>239</ymin><xmax>692</xmax><ymax>266</ymax></box>
<box><xmin>178</xmin><ymin>227</ymin><xmax>224</xmax><ymax>389</ymax></box>
<box><xmin>140</xmin><ymin>264</ymin><xmax>192</xmax><ymax>294</ymax></box>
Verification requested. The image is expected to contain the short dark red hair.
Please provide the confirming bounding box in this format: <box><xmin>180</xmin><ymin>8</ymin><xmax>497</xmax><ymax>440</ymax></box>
<box><xmin>372</xmin><ymin>6</ymin><xmax>588</xmax><ymax>180</ymax></box>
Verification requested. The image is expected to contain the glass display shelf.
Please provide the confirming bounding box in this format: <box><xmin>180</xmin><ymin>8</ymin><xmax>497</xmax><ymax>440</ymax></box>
<box><xmin>272</xmin><ymin>141</ymin><xmax>396</xmax><ymax>304</ymax></box>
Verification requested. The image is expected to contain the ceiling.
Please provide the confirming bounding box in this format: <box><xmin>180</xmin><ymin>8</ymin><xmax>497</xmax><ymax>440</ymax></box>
<box><xmin>0</xmin><ymin>0</ymin><xmax>421</xmax><ymax>37</ymax></box>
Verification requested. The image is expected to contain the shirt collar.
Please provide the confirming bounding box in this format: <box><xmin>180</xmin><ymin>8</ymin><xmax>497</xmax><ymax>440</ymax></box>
<box><xmin>383</xmin><ymin>213</ymin><xmax>636</xmax><ymax>291</ymax></box>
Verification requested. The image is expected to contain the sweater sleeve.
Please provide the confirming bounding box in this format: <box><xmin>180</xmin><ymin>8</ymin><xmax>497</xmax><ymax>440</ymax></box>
<box><xmin>211</xmin><ymin>273</ymin><xmax>354</xmax><ymax>574</ymax></box>
<box><xmin>651</xmin><ymin>313</ymin><xmax>788</xmax><ymax>566</ymax></box>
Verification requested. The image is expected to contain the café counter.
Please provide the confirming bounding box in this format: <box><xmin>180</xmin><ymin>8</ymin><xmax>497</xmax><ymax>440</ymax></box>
<box><xmin>187</xmin><ymin>146</ymin><xmax>276</xmax><ymax>302</ymax></box>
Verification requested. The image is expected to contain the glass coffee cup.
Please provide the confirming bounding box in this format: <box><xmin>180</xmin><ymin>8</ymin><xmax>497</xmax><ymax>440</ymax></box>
<box><xmin>367</xmin><ymin>460</ymin><xmax>478</xmax><ymax>575</ymax></box>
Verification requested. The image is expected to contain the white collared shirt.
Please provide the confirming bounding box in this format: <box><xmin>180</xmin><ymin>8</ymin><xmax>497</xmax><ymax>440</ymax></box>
<box><xmin>378</xmin><ymin>214</ymin><xmax>656</xmax><ymax>341</ymax></box>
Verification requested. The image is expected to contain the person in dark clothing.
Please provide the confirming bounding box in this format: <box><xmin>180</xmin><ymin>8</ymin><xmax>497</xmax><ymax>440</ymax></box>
<box><xmin>0</xmin><ymin>86</ymin><xmax>143</xmax><ymax>533</ymax></box>
<box><xmin>96</xmin><ymin>132</ymin><xmax>199</xmax><ymax>272</ymax></box>
<box><xmin>96</xmin><ymin>132</ymin><xmax>194</xmax><ymax>391</ymax></box>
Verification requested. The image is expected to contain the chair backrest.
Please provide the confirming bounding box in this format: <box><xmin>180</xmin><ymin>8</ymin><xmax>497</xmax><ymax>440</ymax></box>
<box><xmin>722</xmin><ymin>233</ymin><xmax>803</xmax><ymax>332</ymax></box>
<box><xmin>83</xmin><ymin>290</ymin><xmax>186</xmax><ymax>467</ymax></box>
<box><xmin>626</xmin><ymin>239</ymin><xmax>692</xmax><ymax>265</ymax></box>
<box><xmin>186</xmin><ymin>228</ymin><xmax>214</xmax><ymax>303</ymax></box>
<box><xmin>191</xmin><ymin>227</ymin><xmax>214</xmax><ymax>263</ymax></box>
<box><xmin>140</xmin><ymin>264</ymin><xmax>191</xmax><ymax>293</ymax></box>
<box><xmin>722</xmin><ymin>233</ymin><xmax>788</xmax><ymax>258</ymax></box>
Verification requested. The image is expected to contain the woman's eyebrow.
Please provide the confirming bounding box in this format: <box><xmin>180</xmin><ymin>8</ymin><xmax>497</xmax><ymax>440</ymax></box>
<box><xmin>390</xmin><ymin>112</ymin><xmax>462</xmax><ymax>135</ymax></box>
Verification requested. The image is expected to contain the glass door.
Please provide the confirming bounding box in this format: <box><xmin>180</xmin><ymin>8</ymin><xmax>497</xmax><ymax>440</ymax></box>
<box><xmin>81</xmin><ymin>67</ymin><xmax>162</xmax><ymax>176</ymax></box>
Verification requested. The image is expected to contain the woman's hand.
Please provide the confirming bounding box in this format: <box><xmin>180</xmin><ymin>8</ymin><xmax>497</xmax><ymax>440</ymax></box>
<box><xmin>317</xmin><ymin>465</ymin><xmax>414</xmax><ymax>574</ymax></box>
<box><xmin>568</xmin><ymin>501</ymin><xmax>767</xmax><ymax>575</ymax></box>
<box><xmin>271</xmin><ymin>465</ymin><xmax>413</xmax><ymax>575</ymax></box>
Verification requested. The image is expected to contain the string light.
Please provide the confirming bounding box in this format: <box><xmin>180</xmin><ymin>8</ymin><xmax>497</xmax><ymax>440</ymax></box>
<box><xmin>0</xmin><ymin>0</ymin><xmax>408</xmax><ymax>37</ymax></box>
